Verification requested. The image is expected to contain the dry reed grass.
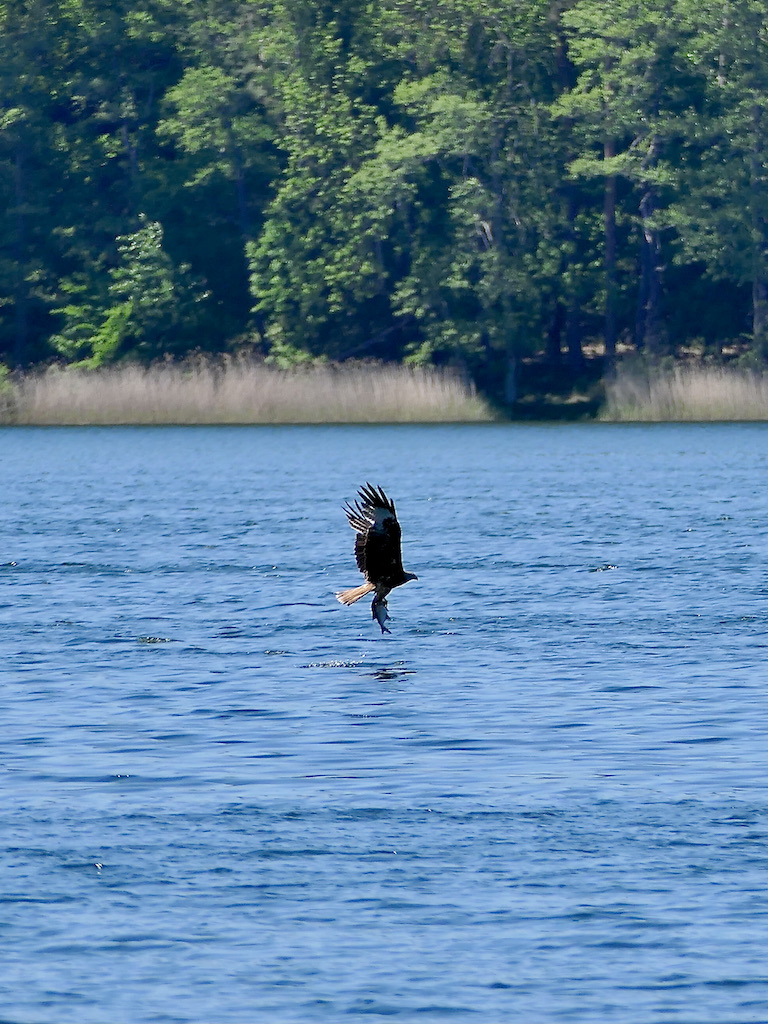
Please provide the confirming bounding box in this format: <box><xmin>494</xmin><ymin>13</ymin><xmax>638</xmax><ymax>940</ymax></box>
<box><xmin>602</xmin><ymin>363</ymin><xmax>768</xmax><ymax>421</ymax></box>
<box><xmin>1</xmin><ymin>357</ymin><xmax>493</xmax><ymax>426</ymax></box>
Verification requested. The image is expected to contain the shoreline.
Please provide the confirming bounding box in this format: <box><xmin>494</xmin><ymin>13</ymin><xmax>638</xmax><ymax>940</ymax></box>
<box><xmin>4</xmin><ymin>357</ymin><xmax>768</xmax><ymax>425</ymax></box>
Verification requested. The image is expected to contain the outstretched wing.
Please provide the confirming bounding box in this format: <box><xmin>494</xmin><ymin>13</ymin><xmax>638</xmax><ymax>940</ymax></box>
<box><xmin>343</xmin><ymin>483</ymin><xmax>404</xmax><ymax>585</ymax></box>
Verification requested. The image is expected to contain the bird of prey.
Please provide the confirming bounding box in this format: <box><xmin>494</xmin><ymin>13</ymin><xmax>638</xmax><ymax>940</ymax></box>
<box><xmin>336</xmin><ymin>483</ymin><xmax>418</xmax><ymax>633</ymax></box>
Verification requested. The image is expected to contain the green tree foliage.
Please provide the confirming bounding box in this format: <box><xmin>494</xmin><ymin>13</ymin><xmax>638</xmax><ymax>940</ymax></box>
<box><xmin>557</xmin><ymin>0</ymin><xmax>709</xmax><ymax>354</ymax></box>
<box><xmin>3</xmin><ymin>0</ymin><xmax>768</xmax><ymax>394</ymax></box>
<box><xmin>108</xmin><ymin>217</ymin><xmax>209</xmax><ymax>360</ymax></box>
<box><xmin>50</xmin><ymin>217</ymin><xmax>209</xmax><ymax>365</ymax></box>
<box><xmin>0</xmin><ymin>0</ymin><xmax>69</xmax><ymax>365</ymax></box>
<box><xmin>668</xmin><ymin>0</ymin><xmax>768</xmax><ymax>355</ymax></box>
<box><xmin>245</xmin><ymin>0</ymin><xmax>391</xmax><ymax>364</ymax></box>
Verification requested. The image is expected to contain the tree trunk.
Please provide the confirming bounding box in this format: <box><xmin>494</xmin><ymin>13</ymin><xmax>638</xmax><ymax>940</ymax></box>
<box><xmin>750</xmin><ymin>104</ymin><xmax>768</xmax><ymax>358</ymax></box>
<box><xmin>752</xmin><ymin>278</ymin><xmax>768</xmax><ymax>354</ymax></box>
<box><xmin>226</xmin><ymin>122</ymin><xmax>251</xmax><ymax>241</ymax></box>
<box><xmin>504</xmin><ymin>354</ymin><xmax>517</xmax><ymax>405</ymax></box>
<box><xmin>635</xmin><ymin>136</ymin><xmax>664</xmax><ymax>354</ymax></box>
<box><xmin>121</xmin><ymin>122</ymin><xmax>140</xmax><ymax>215</ymax></box>
<box><xmin>565</xmin><ymin>185</ymin><xmax>584</xmax><ymax>369</ymax></box>
<box><xmin>566</xmin><ymin>295</ymin><xmax>583</xmax><ymax>371</ymax></box>
<box><xmin>546</xmin><ymin>301</ymin><xmax>564</xmax><ymax>366</ymax></box>
<box><xmin>235</xmin><ymin>162</ymin><xmax>250</xmax><ymax>241</ymax></box>
<box><xmin>636</xmin><ymin>197</ymin><xmax>664</xmax><ymax>352</ymax></box>
<box><xmin>13</xmin><ymin>146</ymin><xmax>27</xmax><ymax>368</ymax></box>
<box><xmin>604</xmin><ymin>139</ymin><xmax>618</xmax><ymax>360</ymax></box>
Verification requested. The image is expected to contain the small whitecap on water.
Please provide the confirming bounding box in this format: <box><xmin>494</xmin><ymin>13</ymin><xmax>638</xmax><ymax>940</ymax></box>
<box><xmin>302</xmin><ymin>659</ymin><xmax>366</xmax><ymax>669</ymax></box>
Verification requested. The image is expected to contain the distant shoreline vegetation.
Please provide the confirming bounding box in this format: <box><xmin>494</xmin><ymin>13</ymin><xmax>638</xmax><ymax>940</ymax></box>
<box><xmin>4</xmin><ymin>1</ymin><xmax>768</xmax><ymax>404</ymax></box>
<box><xmin>0</xmin><ymin>358</ymin><xmax>494</xmax><ymax>426</ymax></box>
<box><xmin>5</xmin><ymin>357</ymin><xmax>768</xmax><ymax>426</ymax></box>
<box><xmin>602</xmin><ymin>363</ymin><xmax>768</xmax><ymax>422</ymax></box>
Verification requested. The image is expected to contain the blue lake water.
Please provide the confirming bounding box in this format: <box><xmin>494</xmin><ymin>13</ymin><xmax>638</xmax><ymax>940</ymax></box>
<box><xmin>3</xmin><ymin>422</ymin><xmax>768</xmax><ymax>1023</ymax></box>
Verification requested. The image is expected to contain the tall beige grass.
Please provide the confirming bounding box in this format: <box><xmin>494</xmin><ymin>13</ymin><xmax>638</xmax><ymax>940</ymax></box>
<box><xmin>602</xmin><ymin>363</ymin><xmax>768</xmax><ymax>421</ymax></box>
<box><xmin>1</xmin><ymin>357</ymin><xmax>493</xmax><ymax>425</ymax></box>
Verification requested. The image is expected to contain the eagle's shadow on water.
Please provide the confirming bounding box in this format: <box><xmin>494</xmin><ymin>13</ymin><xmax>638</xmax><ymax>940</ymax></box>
<box><xmin>367</xmin><ymin>663</ymin><xmax>416</xmax><ymax>683</ymax></box>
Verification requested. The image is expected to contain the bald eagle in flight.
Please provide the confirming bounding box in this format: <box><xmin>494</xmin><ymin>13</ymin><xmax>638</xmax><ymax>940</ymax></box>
<box><xmin>336</xmin><ymin>483</ymin><xmax>418</xmax><ymax>633</ymax></box>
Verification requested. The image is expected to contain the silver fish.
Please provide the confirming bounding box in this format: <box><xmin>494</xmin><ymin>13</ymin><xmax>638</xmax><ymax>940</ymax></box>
<box><xmin>372</xmin><ymin>596</ymin><xmax>391</xmax><ymax>634</ymax></box>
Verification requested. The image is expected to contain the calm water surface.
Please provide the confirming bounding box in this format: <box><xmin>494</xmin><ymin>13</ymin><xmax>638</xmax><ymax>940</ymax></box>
<box><xmin>3</xmin><ymin>423</ymin><xmax>768</xmax><ymax>1023</ymax></box>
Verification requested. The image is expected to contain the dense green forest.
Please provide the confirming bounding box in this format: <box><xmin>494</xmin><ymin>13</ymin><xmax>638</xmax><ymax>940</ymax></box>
<box><xmin>2</xmin><ymin>0</ymin><xmax>768</xmax><ymax>403</ymax></box>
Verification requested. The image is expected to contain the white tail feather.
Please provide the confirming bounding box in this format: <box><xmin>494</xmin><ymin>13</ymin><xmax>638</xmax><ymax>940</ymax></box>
<box><xmin>336</xmin><ymin>582</ymin><xmax>375</xmax><ymax>606</ymax></box>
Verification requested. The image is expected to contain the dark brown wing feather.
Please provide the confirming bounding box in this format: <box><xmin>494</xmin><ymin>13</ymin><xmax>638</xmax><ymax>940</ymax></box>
<box><xmin>343</xmin><ymin>483</ymin><xmax>406</xmax><ymax>587</ymax></box>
